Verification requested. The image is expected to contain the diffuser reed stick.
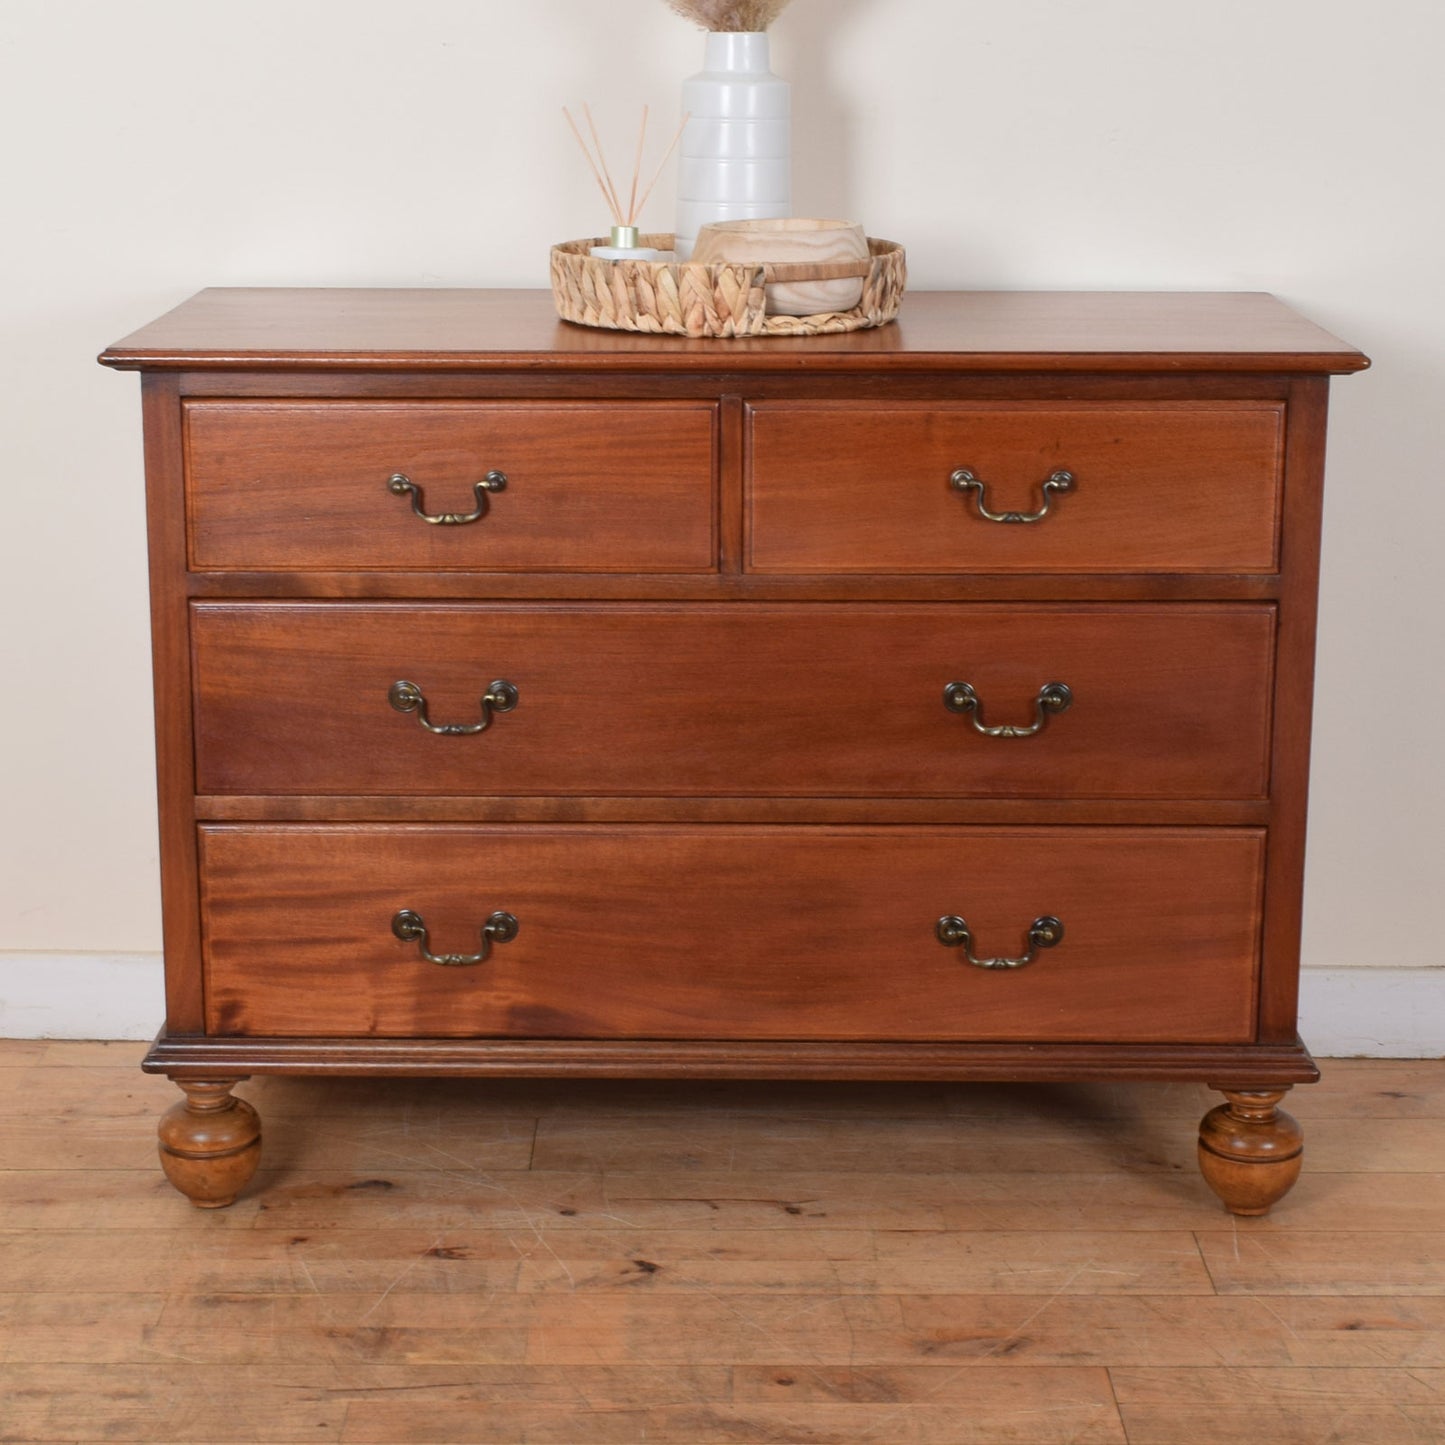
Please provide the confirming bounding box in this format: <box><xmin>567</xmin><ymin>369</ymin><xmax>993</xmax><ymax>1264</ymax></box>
<box><xmin>627</xmin><ymin>106</ymin><xmax>649</xmax><ymax>233</ymax></box>
<box><xmin>582</xmin><ymin>104</ymin><xmax>623</xmax><ymax>223</ymax></box>
<box><xmin>563</xmin><ymin>105</ymin><xmax>690</xmax><ymax>233</ymax></box>
<box><xmin>633</xmin><ymin>114</ymin><xmax>688</xmax><ymax>223</ymax></box>
<box><xmin>562</xmin><ymin>107</ymin><xmax>622</xmax><ymax>226</ymax></box>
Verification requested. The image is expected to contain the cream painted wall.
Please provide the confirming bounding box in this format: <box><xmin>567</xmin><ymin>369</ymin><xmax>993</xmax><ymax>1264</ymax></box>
<box><xmin>0</xmin><ymin>1</ymin><xmax>1441</xmax><ymax>1031</ymax></box>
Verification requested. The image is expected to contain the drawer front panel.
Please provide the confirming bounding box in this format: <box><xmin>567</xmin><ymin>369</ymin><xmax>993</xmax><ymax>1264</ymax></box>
<box><xmin>184</xmin><ymin>401</ymin><xmax>718</xmax><ymax>571</ymax></box>
<box><xmin>747</xmin><ymin>402</ymin><xmax>1284</xmax><ymax>573</ymax></box>
<box><xmin>199</xmin><ymin>825</ymin><xmax>1264</xmax><ymax>1041</ymax></box>
<box><xmin>191</xmin><ymin>602</ymin><xmax>1276</xmax><ymax>799</ymax></box>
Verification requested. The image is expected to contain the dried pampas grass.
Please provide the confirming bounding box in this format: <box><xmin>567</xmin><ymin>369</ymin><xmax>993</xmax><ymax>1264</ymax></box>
<box><xmin>665</xmin><ymin>0</ymin><xmax>794</xmax><ymax>32</ymax></box>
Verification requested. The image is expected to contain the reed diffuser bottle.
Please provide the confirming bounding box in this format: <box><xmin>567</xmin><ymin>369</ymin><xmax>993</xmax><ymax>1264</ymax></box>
<box><xmin>667</xmin><ymin>1</ymin><xmax>794</xmax><ymax>260</ymax></box>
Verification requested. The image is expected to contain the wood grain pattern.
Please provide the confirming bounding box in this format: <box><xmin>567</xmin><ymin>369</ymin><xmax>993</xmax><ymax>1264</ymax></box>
<box><xmin>748</xmin><ymin>401</ymin><xmax>1285</xmax><ymax>573</ymax></box>
<box><xmin>144</xmin><ymin>1035</ymin><xmax>1319</xmax><ymax>1085</ymax></box>
<box><xmin>192</xmin><ymin>795</ymin><xmax>1274</xmax><ymax>826</ymax></box>
<box><xmin>1258</xmin><ymin>376</ymin><xmax>1331</xmax><ymax>1041</ymax></box>
<box><xmin>98</xmin><ymin>288</ymin><xmax>1368</xmax><ymax>1219</ymax></box>
<box><xmin>507</xmin><ymin>1230</ymin><xmax>1216</xmax><ymax>1294</ymax></box>
<box><xmin>140</xmin><ymin>374</ymin><xmax>206</xmax><ymax>1033</ymax></box>
<box><xmin>196</xmin><ymin>824</ymin><xmax>1265</xmax><ymax>1042</ymax></box>
<box><xmin>181</xmin><ymin>568</ymin><xmax>1288</xmax><ymax>602</ymax></box>
<box><xmin>0</xmin><ymin>1045</ymin><xmax>1440</xmax><ymax>1445</ymax></box>
<box><xmin>97</xmin><ymin>288</ymin><xmax>1370</xmax><ymax>373</ymax></box>
<box><xmin>1198</xmin><ymin>1087</ymin><xmax>1304</xmax><ymax>1217</ymax></box>
<box><xmin>190</xmin><ymin>602</ymin><xmax>1276</xmax><ymax>800</ymax></box>
<box><xmin>171</xmin><ymin>365</ymin><xmax>1299</xmax><ymax>404</ymax></box>
<box><xmin>89</xmin><ymin>1051</ymin><xmax>1445</xmax><ymax>1125</ymax></box>
<box><xmin>1110</xmin><ymin>1368</ymin><xmax>1445</xmax><ymax>1444</ymax></box>
<box><xmin>156</xmin><ymin>1079</ymin><xmax>262</xmax><ymax>1209</ymax></box>
<box><xmin>184</xmin><ymin>401</ymin><xmax>717</xmax><ymax>572</ymax></box>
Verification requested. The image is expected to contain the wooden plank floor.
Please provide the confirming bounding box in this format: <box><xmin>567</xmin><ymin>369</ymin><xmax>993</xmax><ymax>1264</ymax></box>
<box><xmin>1</xmin><ymin>1044</ymin><xmax>1442</xmax><ymax>1444</ymax></box>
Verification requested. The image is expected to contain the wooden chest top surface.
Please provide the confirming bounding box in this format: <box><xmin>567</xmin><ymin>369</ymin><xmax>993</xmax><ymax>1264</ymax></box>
<box><xmin>99</xmin><ymin>288</ymin><xmax>1368</xmax><ymax>374</ymax></box>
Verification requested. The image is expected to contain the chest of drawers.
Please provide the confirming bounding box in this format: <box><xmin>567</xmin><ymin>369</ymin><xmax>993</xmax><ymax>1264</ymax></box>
<box><xmin>101</xmin><ymin>289</ymin><xmax>1366</xmax><ymax>1214</ymax></box>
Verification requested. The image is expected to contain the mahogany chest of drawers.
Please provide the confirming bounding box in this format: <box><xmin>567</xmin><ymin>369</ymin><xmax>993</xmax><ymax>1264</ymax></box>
<box><xmin>100</xmin><ymin>289</ymin><xmax>1366</xmax><ymax>1214</ymax></box>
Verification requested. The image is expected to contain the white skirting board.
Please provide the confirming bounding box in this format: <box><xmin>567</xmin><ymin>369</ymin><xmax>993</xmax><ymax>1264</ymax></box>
<box><xmin>1297</xmin><ymin>968</ymin><xmax>1445</xmax><ymax>1059</ymax></box>
<box><xmin>0</xmin><ymin>953</ymin><xmax>1442</xmax><ymax>1056</ymax></box>
<box><xmin>0</xmin><ymin>953</ymin><xmax>165</xmax><ymax>1043</ymax></box>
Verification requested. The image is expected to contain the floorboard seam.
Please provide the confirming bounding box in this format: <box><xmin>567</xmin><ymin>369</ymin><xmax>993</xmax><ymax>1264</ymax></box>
<box><xmin>1105</xmin><ymin>1364</ymin><xmax>1133</xmax><ymax>1445</ymax></box>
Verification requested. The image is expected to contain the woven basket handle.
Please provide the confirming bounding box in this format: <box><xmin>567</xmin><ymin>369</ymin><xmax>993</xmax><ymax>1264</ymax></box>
<box><xmin>756</xmin><ymin>258</ymin><xmax>875</xmax><ymax>283</ymax></box>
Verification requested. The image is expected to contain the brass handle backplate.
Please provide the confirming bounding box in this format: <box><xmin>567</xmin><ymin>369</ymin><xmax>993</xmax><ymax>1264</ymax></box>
<box><xmin>944</xmin><ymin>681</ymin><xmax>1072</xmax><ymax>737</ymax></box>
<box><xmin>936</xmin><ymin>914</ymin><xmax>1064</xmax><ymax>970</ymax></box>
<box><xmin>389</xmin><ymin>679</ymin><xmax>518</xmax><ymax>735</ymax></box>
<box><xmin>392</xmin><ymin>909</ymin><xmax>519</xmax><ymax>967</ymax></box>
<box><xmin>950</xmin><ymin>467</ymin><xmax>1074</xmax><ymax>523</ymax></box>
<box><xmin>388</xmin><ymin>470</ymin><xmax>507</xmax><ymax>525</ymax></box>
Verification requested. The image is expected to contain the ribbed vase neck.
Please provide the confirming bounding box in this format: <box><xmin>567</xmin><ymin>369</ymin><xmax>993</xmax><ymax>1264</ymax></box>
<box><xmin>701</xmin><ymin>32</ymin><xmax>772</xmax><ymax>75</ymax></box>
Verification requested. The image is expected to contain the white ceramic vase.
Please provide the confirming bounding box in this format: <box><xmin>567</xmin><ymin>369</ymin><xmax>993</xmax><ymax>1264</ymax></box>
<box><xmin>674</xmin><ymin>32</ymin><xmax>790</xmax><ymax>261</ymax></box>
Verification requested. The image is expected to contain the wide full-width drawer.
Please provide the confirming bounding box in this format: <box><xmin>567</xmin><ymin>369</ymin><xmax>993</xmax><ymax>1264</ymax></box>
<box><xmin>191</xmin><ymin>602</ymin><xmax>1276</xmax><ymax>799</ymax></box>
<box><xmin>183</xmin><ymin>401</ymin><xmax>718</xmax><ymax>571</ymax></box>
<box><xmin>747</xmin><ymin>401</ymin><xmax>1285</xmax><ymax>573</ymax></box>
<box><xmin>198</xmin><ymin>825</ymin><xmax>1264</xmax><ymax>1041</ymax></box>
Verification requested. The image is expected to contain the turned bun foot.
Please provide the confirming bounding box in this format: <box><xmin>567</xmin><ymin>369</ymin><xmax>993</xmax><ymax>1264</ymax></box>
<box><xmin>157</xmin><ymin>1080</ymin><xmax>261</xmax><ymax>1208</ymax></box>
<box><xmin>1198</xmin><ymin>1086</ymin><xmax>1303</xmax><ymax>1216</ymax></box>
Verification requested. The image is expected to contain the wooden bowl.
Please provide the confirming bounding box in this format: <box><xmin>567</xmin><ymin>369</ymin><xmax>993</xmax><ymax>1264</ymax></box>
<box><xmin>692</xmin><ymin>218</ymin><xmax>869</xmax><ymax>316</ymax></box>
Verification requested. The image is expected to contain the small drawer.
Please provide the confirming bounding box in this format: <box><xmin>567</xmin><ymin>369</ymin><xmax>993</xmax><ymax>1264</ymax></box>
<box><xmin>747</xmin><ymin>401</ymin><xmax>1284</xmax><ymax>573</ymax></box>
<box><xmin>183</xmin><ymin>401</ymin><xmax>717</xmax><ymax>572</ymax></box>
<box><xmin>190</xmin><ymin>601</ymin><xmax>1276</xmax><ymax>800</ymax></box>
<box><xmin>199</xmin><ymin>824</ymin><xmax>1264</xmax><ymax>1041</ymax></box>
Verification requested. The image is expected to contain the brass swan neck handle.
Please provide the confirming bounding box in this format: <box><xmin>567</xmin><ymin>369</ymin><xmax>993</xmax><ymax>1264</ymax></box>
<box><xmin>388</xmin><ymin>679</ymin><xmax>518</xmax><ymax>736</ymax></box>
<box><xmin>944</xmin><ymin>681</ymin><xmax>1072</xmax><ymax>738</ymax></box>
<box><xmin>936</xmin><ymin>915</ymin><xmax>1064</xmax><ymax>970</ymax></box>
<box><xmin>387</xmin><ymin>470</ymin><xmax>507</xmax><ymax>525</ymax></box>
<box><xmin>391</xmin><ymin>909</ymin><xmax>519</xmax><ymax>967</ymax></box>
<box><xmin>950</xmin><ymin>467</ymin><xmax>1074</xmax><ymax>524</ymax></box>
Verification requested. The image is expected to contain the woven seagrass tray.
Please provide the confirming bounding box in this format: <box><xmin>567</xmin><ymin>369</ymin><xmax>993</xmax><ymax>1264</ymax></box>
<box><xmin>550</xmin><ymin>234</ymin><xmax>906</xmax><ymax>338</ymax></box>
